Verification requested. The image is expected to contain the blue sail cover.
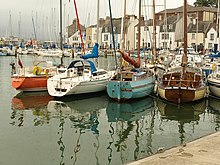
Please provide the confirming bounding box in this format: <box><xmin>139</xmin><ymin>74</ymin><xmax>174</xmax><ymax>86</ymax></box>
<box><xmin>67</xmin><ymin>59</ymin><xmax>97</xmax><ymax>73</ymax></box>
<box><xmin>208</xmin><ymin>52</ymin><xmax>220</xmax><ymax>58</ymax></box>
<box><xmin>81</xmin><ymin>43</ymin><xmax>99</xmax><ymax>59</ymax></box>
<box><xmin>87</xmin><ymin>60</ymin><xmax>97</xmax><ymax>73</ymax></box>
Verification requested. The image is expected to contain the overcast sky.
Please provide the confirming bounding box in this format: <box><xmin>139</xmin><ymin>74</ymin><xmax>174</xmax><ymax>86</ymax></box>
<box><xmin>0</xmin><ymin>0</ymin><xmax>196</xmax><ymax>41</ymax></box>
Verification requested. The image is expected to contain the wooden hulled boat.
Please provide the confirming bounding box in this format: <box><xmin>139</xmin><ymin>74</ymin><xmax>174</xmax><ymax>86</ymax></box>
<box><xmin>157</xmin><ymin>0</ymin><xmax>206</xmax><ymax>103</ymax></box>
<box><xmin>157</xmin><ymin>67</ymin><xmax>206</xmax><ymax>103</ymax></box>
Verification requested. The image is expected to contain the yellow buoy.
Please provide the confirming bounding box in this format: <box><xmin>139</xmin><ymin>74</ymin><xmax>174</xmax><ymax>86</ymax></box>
<box><xmin>32</xmin><ymin>66</ymin><xmax>42</xmax><ymax>75</ymax></box>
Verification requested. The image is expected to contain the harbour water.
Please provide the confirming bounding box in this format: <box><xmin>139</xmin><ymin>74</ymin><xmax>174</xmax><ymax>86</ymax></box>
<box><xmin>1</xmin><ymin>55</ymin><xmax>220</xmax><ymax>165</ymax></box>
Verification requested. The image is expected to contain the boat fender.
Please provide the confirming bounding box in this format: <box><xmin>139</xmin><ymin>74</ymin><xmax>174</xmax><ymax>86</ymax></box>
<box><xmin>212</xmin><ymin>63</ymin><xmax>216</xmax><ymax>71</ymax></box>
<box><xmin>32</xmin><ymin>66</ymin><xmax>42</xmax><ymax>75</ymax></box>
<box><xmin>45</xmin><ymin>69</ymin><xmax>49</xmax><ymax>78</ymax></box>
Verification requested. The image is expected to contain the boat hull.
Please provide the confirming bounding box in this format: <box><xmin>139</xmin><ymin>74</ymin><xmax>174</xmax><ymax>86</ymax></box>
<box><xmin>107</xmin><ymin>75</ymin><xmax>155</xmax><ymax>101</ymax></box>
<box><xmin>207</xmin><ymin>76</ymin><xmax>220</xmax><ymax>97</ymax></box>
<box><xmin>12</xmin><ymin>76</ymin><xmax>49</xmax><ymax>92</ymax></box>
<box><xmin>47</xmin><ymin>77</ymin><xmax>109</xmax><ymax>97</ymax></box>
<box><xmin>158</xmin><ymin>86</ymin><xmax>206</xmax><ymax>103</ymax></box>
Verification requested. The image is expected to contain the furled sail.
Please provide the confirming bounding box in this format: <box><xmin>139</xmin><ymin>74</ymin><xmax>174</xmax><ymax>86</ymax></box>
<box><xmin>118</xmin><ymin>50</ymin><xmax>140</xmax><ymax>68</ymax></box>
<box><xmin>81</xmin><ymin>43</ymin><xmax>99</xmax><ymax>59</ymax></box>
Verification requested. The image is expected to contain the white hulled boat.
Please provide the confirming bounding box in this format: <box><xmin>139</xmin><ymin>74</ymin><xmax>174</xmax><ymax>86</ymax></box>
<box><xmin>47</xmin><ymin>59</ymin><xmax>113</xmax><ymax>97</ymax></box>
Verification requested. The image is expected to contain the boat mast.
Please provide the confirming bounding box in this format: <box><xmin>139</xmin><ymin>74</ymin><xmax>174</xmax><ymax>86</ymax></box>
<box><xmin>73</xmin><ymin>0</ymin><xmax>85</xmax><ymax>55</ymax></box>
<box><xmin>137</xmin><ymin>0</ymin><xmax>141</xmax><ymax>64</ymax></box>
<box><xmin>96</xmin><ymin>0</ymin><xmax>100</xmax><ymax>44</ymax></box>
<box><xmin>60</xmin><ymin>0</ymin><xmax>64</xmax><ymax>65</ymax></box>
<box><xmin>152</xmin><ymin>0</ymin><xmax>156</xmax><ymax>64</ymax></box>
<box><xmin>218</xmin><ymin>0</ymin><xmax>220</xmax><ymax>51</ymax></box>
<box><xmin>108</xmin><ymin>0</ymin><xmax>118</xmax><ymax>67</ymax></box>
<box><xmin>182</xmin><ymin>0</ymin><xmax>187</xmax><ymax>70</ymax></box>
<box><xmin>122</xmin><ymin>0</ymin><xmax>126</xmax><ymax>50</ymax></box>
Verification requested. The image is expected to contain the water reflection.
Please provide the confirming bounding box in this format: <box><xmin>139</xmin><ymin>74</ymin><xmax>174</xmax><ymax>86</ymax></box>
<box><xmin>106</xmin><ymin>97</ymin><xmax>156</xmax><ymax>164</ymax></box>
<box><xmin>8</xmin><ymin>90</ymin><xmax>220</xmax><ymax>165</ymax></box>
<box><xmin>47</xmin><ymin>94</ymin><xmax>108</xmax><ymax>165</ymax></box>
<box><xmin>11</xmin><ymin>92</ymin><xmax>53</xmax><ymax>110</ymax></box>
<box><xmin>10</xmin><ymin>92</ymin><xmax>53</xmax><ymax>126</ymax></box>
<box><xmin>157</xmin><ymin>98</ymin><xmax>206</xmax><ymax>144</ymax></box>
<box><xmin>207</xmin><ymin>96</ymin><xmax>220</xmax><ymax>131</ymax></box>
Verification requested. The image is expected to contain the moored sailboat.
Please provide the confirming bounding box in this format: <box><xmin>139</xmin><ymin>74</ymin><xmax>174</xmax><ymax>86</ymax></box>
<box><xmin>11</xmin><ymin>60</ymin><xmax>58</xmax><ymax>92</ymax></box>
<box><xmin>157</xmin><ymin>0</ymin><xmax>206</xmax><ymax>103</ymax></box>
<box><xmin>106</xmin><ymin>0</ymin><xmax>155</xmax><ymax>101</ymax></box>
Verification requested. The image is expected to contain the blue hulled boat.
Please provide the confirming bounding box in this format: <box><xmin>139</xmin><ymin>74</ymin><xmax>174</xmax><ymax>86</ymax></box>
<box><xmin>106</xmin><ymin>0</ymin><xmax>155</xmax><ymax>101</ymax></box>
<box><xmin>107</xmin><ymin>68</ymin><xmax>155</xmax><ymax>101</ymax></box>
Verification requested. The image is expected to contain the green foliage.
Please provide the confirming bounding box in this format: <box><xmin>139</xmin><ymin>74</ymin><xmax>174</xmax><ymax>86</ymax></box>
<box><xmin>194</xmin><ymin>0</ymin><xmax>218</xmax><ymax>7</ymax></box>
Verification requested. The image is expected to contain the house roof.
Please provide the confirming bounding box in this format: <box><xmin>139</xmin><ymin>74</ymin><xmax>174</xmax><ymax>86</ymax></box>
<box><xmin>67</xmin><ymin>19</ymin><xmax>86</xmax><ymax>38</ymax></box>
<box><xmin>156</xmin><ymin>4</ymin><xmax>217</xmax><ymax>15</ymax></box>
<box><xmin>187</xmin><ymin>21</ymin><xmax>213</xmax><ymax>34</ymax></box>
<box><xmin>159</xmin><ymin>15</ymin><xmax>181</xmax><ymax>32</ymax></box>
<box><xmin>101</xmin><ymin>17</ymin><xmax>122</xmax><ymax>34</ymax></box>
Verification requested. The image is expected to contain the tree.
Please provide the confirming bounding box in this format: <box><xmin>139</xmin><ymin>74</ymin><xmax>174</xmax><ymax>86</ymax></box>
<box><xmin>194</xmin><ymin>0</ymin><xmax>218</xmax><ymax>7</ymax></box>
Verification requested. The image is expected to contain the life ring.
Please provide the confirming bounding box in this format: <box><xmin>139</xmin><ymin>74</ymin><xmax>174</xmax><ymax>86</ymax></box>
<box><xmin>32</xmin><ymin>66</ymin><xmax>42</xmax><ymax>75</ymax></box>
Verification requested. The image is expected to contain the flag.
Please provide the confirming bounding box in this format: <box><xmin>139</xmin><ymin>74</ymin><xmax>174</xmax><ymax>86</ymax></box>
<box><xmin>18</xmin><ymin>57</ymin><xmax>23</xmax><ymax>68</ymax></box>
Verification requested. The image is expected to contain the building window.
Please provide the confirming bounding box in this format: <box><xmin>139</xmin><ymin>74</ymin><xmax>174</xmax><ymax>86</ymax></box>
<box><xmin>169</xmin><ymin>24</ymin><xmax>173</xmax><ymax>29</ymax></box>
<box><xmin>159</xmin><ymin>15</ymin><xmax>162</xmax><ymax>20</ymax></box>
<box><xmin>144</xmin><ymin>27</ymin><xmax>148</xmax><ymax>31</ymax></box>
<box><xmin>192</xmin><ymin>33</ymin><xmax>196</xmax><ymax>39</ymax></box>
<box><xmin>88</xmin><ymin>36</ymin><xmax>91</xmax><ymax>40</ymax></box>
<box><xmin>208</xmin><ymin>43</ymin><xmax>212</xmax><ymax>49</ymax></box>
<box><xmin>113</xmin><ymin>26</ymin><xmax>116</xmax><ymax>32</ymax></box>
<box><xmin>162</xmin><ymin>33</ymin><xmax>169</xmax><ymax>40</ymax></box>
<box><xmin>104</xmin><ymin>34</ymin><xmax>108</xmax><ymax>41</ymax></box>
<box><xmin>163</xmin><ymin>42</ymin><xmax>167</xmax><ymax>48</ymax></box>
<box><xmin>210</xmin><ymin>33</ymin><xmax>214</xmax><ymax>41</ymax></box>
<box><xmin>163</xmin><ymin>25</ymin><xmax>166</xmax><ymax>30</ymax></box>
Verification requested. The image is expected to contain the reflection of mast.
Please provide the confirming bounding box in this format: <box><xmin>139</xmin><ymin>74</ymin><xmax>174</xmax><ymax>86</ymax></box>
<box><xmin>134</xmin><ymin>121</ymin><xmax>140</xmax><ymax>160</ymax></box>
<box><xmin>146</xmin><ymin>108</ymin><xmax>155</xmax><ymax>155</ymax></box>
<box><xmin>94</xmin><ymin>135</ymin><xmax>100</xmax><ymax>165</ymax></box>
<box><xmin>10</xmin><ymin>111</ymin><xmax>24</xmax><ymax>127</ymax></box>
<box><xmin>107</xmin><ymin>123</ymin><xmax>114</xmax><ymax>165</ymax></box>
<box><xmin>57</xmin><ymin>105</ymin><xmax>65</xmax><ymax>165</ymax></box>
<box><xmin>71</xmin><ymin>130</ymin><xmax>82</xmax><ymax>165</ymax></box>
<box><xmin>178</xmin><ymin>121</ymin><xmax>185</xmax><ymax>144</ymax></box>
